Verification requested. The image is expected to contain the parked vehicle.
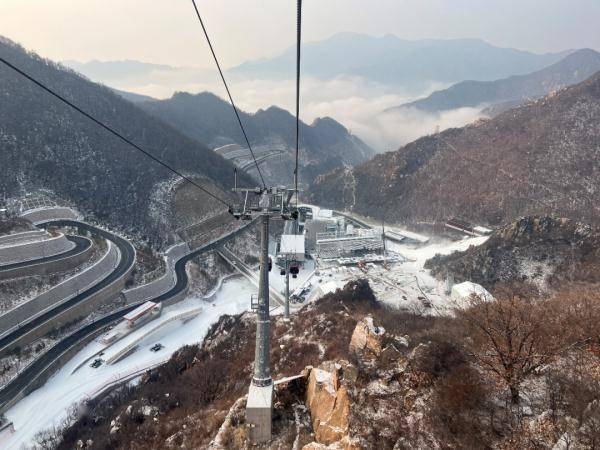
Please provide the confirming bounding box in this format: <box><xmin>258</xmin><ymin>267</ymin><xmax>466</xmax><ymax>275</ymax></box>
<box><xmin>150</xmin><ymin>343</ymin><xmax>164</xmax><ymax>352</ymax></box>
<box><xmin>90</xmin><ymin>358</ymin><xmax>103</xmax><ymax>368</ymax></box>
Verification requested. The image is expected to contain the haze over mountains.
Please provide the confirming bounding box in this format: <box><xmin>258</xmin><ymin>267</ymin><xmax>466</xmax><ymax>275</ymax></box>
<box><xmin>65</xmin><ymin>33</ymin><xmax>572</xmax><ymax>93</ymax></box>
<box><xmin>4</xmin><ymin>30</ymin><xmax>599</xmax><ymax>237</ymax></box>
<box><xmin>137</xmin><ymin>91</ymin><xmax>374</xmax><ymax>186</ymax></box>
<box><xmin>310</xmin><ymin>71</ymin><xmax>600</xmax><ymax>227</ymax></box>
<box><xmin>0</xmin><ymin>36</ymin><xmax>251</xmax><ymax>247</ymax></box>
<box><xmin>230</xmin><ymin>32</ymin><xmax>571</xmax><ymax>89</ymax></box>
<box><xmin>62</xmin><ymin>33</ymin><xmax>584</xmax><ymax>151</ymax></box>
<box><xmin>390</xmin><ymin>48</ymin><xmax>600</xmax><ymax>114</ymax></box>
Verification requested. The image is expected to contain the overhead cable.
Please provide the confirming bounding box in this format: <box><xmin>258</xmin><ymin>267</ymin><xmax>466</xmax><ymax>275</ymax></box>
<box><xmin>294</xmin><ymin>0</ymin><xmax>303</xmax><ymax>204</ymax></box>
<box><xmin>190</xmin><ymin>0</ymin><xmax>267</xmax><ymax>189</ymax></box>
<box><xmin>0</xmin><ymin>56</ymin><xmax>231</xmax><ymax>207</ymax></box>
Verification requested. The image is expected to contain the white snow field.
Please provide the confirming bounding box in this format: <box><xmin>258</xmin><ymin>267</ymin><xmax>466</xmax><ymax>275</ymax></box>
<box><xmin>382</xmin><ymin>234</ymin><xmax>490</xmax><ymax>313</ymax></box>
<box><xmin>3</xmin><ymin>276</ymin><xmax>255</xmax><ymax>449</ymax></box>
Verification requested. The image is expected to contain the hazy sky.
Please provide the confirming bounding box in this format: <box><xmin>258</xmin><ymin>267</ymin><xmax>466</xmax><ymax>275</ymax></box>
<box><xmin>2</xmin><ymin>0</ymin><xmax>600</xmax><ymax>68</ymax></box>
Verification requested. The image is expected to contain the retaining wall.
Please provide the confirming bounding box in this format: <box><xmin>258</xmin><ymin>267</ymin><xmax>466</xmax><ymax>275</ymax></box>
<box><xmin>20</xmin><ymin>207</ymin><xmax>79</xmax><ymax>225</ymax></box>
<box><xmin>0</xmin><ymin>242</ymin><xmax>118</xmax><ymax>337</ymax></box>
<box><xmin>0</xmin><ymin>237</ymin><xmax>94</xmax><ymax>282</ymax></box>
<box><xmin>123</xmin><ymin>242</ymin><xmax>190</xmax><ymax>304</ymax></box>
<box><xmin>0</xmin><ymin>233</ymin><xmax>74</xmax><ymax>265</ymax></box>
<box><xmin>161</xmin><ymin>286</ymin><xmax>190</xmax><ymax>307</ymax></box>
<box><xmin>0</xmin><ymin>230</ymin><xmax>46</xmax><ymax>246</ymax></box>
<box><xmin>0</xmin><ymin>242</ymin><xmax>132</xmax><ymax>353</ymax></box>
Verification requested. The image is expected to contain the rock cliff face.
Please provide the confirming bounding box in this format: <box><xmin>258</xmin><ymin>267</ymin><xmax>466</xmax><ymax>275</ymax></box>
<box><xmin>55</xmin><ymin>277</ymin><xmax>600</xmax><ymax>449</ymax></box>
<box><xmin>425</xmin><ymin>216</ymin><xmax>600</xmax><ymax>290</ymax></box>
<box><xmin>348</xmin><ymin>316</ymin><xmax>386</xmax><ymax>357</ymax></box>
<box><xmin>306</xmin><ymin>362</ymin><xmax>350</xmax><ymax>445</ymax></box>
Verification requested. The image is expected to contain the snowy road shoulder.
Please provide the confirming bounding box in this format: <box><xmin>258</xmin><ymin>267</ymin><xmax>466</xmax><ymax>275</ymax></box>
<box><xmin>3</xmin><ymin>277</ymin><xmax>255</xmax><ymax>449</ymax></box>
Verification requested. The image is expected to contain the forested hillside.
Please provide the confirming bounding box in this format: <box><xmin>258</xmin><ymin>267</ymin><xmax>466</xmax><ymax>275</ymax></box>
<box><xmin>0</xmin><ymin>37</ymin><xmax>251</xmax><ymax>248</ymax></box>
<box><xmin>139</xmin><ymin>91</ymin><xmax>375</xmax><ymax>186</ymax></box>
<box><xmin>392</xmin><ymin>48</ymin><xmax>600</xmax><ymax>113</ymax></box>
<box><xmin>310</xmin><ymin>72</ymin><xmax>600</xmax><ymax>227</ymax></box>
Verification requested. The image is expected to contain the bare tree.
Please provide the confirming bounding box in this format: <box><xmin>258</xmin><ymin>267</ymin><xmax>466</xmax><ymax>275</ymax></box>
<box><xmin>459</xmin><ymin>291</ymin><xmax>564</xmax><ymax>404</ymax></box>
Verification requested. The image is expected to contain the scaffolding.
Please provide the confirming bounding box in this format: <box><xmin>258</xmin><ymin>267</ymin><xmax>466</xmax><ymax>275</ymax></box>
<box><xmin>316</xmin><ymin>230</ymin><xmax>384</xmax><ymax>259</ymax></box>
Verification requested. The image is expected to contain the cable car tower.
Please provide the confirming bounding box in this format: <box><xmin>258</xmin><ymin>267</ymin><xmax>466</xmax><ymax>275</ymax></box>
<box><xmin>230</xmin><ymin>185</ymin><xmax>298</xmax><ymax>443</ymax></box>
<box><xmin>190</xmin><ymin>0</ymin><xmax>303</xmax><ymax>443</ymax></box>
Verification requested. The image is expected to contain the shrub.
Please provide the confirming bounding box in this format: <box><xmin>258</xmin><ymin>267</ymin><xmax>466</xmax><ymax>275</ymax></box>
<box><xmin>429</xmin><ymin>364</ymin><xmax>490</xmax><ymax>447</ymax></box>
<box><xmin>411</xmin><ymin>337</ymin><xmax>466</xmax><ymax>378</ymax></box>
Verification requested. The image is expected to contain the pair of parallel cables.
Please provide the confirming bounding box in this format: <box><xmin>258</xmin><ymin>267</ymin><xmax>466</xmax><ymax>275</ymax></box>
<box><xmin>0</xmin><ymin>0</ymin><xmax>303</xmax><ymax>208</ymax></box>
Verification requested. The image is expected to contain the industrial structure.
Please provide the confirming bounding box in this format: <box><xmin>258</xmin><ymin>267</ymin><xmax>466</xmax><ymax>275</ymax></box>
<box><xmin>277</xmin><ymin>232</ymin><xmax>305</xmax><ymax>319</ymax></box>
<box><xmin>445</xmin><ymin>218</ymin><xmax>493</xmax><ymax>236</ymax></box>
<box><xmin>316</xmin><ymin>229</ymin><xmax>384</xmax><ymax>259</ymax></box>
<box><xmin>230</xmin><ymin>187</ymin><xmax>298</xmax><ymax>443</ymax></box>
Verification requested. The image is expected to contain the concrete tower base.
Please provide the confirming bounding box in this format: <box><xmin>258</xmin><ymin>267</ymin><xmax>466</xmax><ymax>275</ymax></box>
<box><xmin>246</xmin><ymin>382</ymin><xmax>273</xmax><ymax>444</ymax></box>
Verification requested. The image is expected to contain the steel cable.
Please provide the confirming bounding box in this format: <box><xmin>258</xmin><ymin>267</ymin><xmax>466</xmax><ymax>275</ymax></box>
<box><xmin>0</xmin><ymin>56</ymin><xmax>232</xmax><ymax>208</ymax></box>
<box><xmin>190</xmin><ymin>0</ymin><xmax>267</xmax><ymax>189</ymax></box>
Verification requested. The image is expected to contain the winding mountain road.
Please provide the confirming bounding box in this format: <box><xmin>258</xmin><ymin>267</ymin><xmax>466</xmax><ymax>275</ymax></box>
<box><xmin>0</xmin><ymin>220</ymin><xmax>135</xmax><ymax>353</ymax></box>
<box><xmin>0</xmin><ymin>218</ymin><xmax>256</xmax><ymax>411</ymax></box>
<box><xmin>0</xmin><ymin>235</ymin><xmax>91</xmax><ymax>273</ymax></box>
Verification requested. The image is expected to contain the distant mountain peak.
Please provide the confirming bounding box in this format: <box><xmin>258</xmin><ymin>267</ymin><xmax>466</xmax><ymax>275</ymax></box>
<box><xmin>229</xmin><ymin>34</ymin><xmax>572</xmax><ymax>89</ymax></box>
<box><xmin>389</xmin><ymin>48</ymin><xmax>600</xmax><ymax>114</ymax></box>
<box><xmin>172</xmin><ymin>91</ymin><xmax>220</xmax><ymax>100</ymax></box>
<box><xmin>311</xmin><ymin>116</ymin><xmax>348</xmax><ymax>133</ymax></box>
<box><xmin>137</xmin><ymin>90</ymin><xmax>375</xmax><ymax>186</ymax></box>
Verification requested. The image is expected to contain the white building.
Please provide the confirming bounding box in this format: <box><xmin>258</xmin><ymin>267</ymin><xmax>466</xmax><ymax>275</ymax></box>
<box><xmin>123</xmin><ymin>301</ymin><xmax>162</xmax><ymax>329</ymax></box>
<box><xmin>279</xmin><ymin>234</ymin><xmax>305</xmax><ymax>262</ymax></box>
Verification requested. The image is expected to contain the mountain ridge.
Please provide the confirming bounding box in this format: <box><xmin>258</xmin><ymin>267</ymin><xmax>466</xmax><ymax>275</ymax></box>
<box><xmin>230</xmin><ymin>32</ymin><xmax>573</xmax><ymax>89</ymax></box>
<box><xmin>137</xmin><ymin>90</ymin><xmax>375</xmax><ymax>186</ymax></box>
<box><xmin>0</xmin><ymin>36</ymin><xmax>251</xmax><ymax>248</ymax></box>
<box><xmin>309</xmin><ymin>71</ymin><xmax>600</xmax><ymax>226</ymax></box>
<box><xmin>389</xmin><ymin>48</ymin><xmax>600</xmax><ymax>113</ymax></box>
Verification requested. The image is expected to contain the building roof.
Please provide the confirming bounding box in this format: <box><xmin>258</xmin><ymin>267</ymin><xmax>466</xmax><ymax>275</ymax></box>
<box><xmin>123</xmin><ymin>301</ymin><xmax>157</xmax><ymax>321</ymax></box>
<box><xmin>318</xmin><ymin>209</ymin><xmax>333</xmax><ymax>219</ymax></box>
<box><xmin>387</xmin><ymin>227</ymin><xmax>430</xmax><ymax>244</ymax></box>
<box><xmin>280</xmin><ymin>234</ymin><xmax>305</xmax><ymax>256</ymax></box>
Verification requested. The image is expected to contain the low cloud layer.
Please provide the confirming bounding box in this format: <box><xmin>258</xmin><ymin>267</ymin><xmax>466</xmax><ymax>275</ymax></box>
<box><xmin>104</xmin><ymin>70</ymin><xmax>485</xmax><ymax>152</ymax></box>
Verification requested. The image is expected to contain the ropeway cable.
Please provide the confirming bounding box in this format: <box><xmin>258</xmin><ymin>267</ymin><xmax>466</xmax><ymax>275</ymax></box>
<box><xmin>0</xmin><ymin>56</ymin><xmax>232</xmax><ymax>208</ymax></box>
<box><xmin>190</xmin><ymin>0</ymin><xmax>267</xmax><ymax>189</ymax></box>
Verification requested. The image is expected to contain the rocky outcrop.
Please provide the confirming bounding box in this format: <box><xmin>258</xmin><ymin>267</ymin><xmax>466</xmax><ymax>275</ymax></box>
<box><xmin>425</xmin><ymin>216</ymin><xmax>600</xmax><ymax>290</ymax></box>
<box><xmin>349</xmin><ymin>316</ymin><xmax>386</xmax><ymax>357</ymax></box>
<box><xmin>302</xmin><ymin>436</ymin><xmax>361</xmax><ymax>450</ymax></box>
<box><xmin>305</xmin><ymin>362</ymin><xmax>350</xmax><ymax>445</ymax></box>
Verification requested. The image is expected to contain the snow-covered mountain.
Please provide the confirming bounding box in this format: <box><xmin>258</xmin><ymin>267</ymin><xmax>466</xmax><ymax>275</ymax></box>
<box><xmin>137</xmin><ymin>91</ymin><xmax>375</xmax><ymax>186</ymax></box>
<box><xmin>389</xmin><ymin>48</ymin><xmax>600</xmax><ymax>114</ymax></box>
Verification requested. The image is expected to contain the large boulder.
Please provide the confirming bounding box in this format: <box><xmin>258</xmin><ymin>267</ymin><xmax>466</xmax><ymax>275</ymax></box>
<box><xmin>302</xmin><ymin>436</ymin><xmax>362</xmax><ymax>450</ymax></box>
<box><xmin>306</xmin><ymin>362</ymin><xmax>350</xmax><ymax>445</ymax></box>
<box><xmin>349</xmin><ymin>316</ymin><xmax>386</xmax><ymax>357</ymax></box>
